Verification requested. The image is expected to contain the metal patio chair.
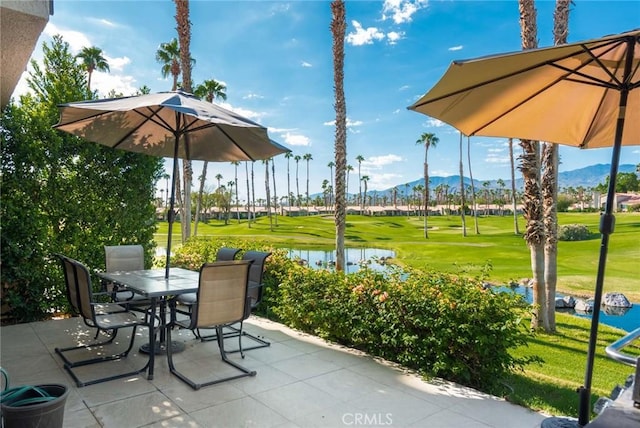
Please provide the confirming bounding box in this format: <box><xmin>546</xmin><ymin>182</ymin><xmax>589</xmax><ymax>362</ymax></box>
<box><xmin>54</xmin><ymin>255</ymin><xmax>152</xmax><ymax>387</ymax></box>
<box><xmin>167</xmin><ymin>260</ymin><xmax>256</xmax><ymax>390</ymax></box>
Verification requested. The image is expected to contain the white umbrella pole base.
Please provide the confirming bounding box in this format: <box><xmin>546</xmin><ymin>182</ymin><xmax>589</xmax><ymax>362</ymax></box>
<box><xmin>139</xmin><ymin>340</ymin><xmax>186</xmax><ymax>355</ymax></box>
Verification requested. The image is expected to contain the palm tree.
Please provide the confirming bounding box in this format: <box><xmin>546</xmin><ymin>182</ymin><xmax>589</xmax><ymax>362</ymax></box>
<box><xmin>76</xmin><ymin>46</ymin><xmax>109</xmax><ymax>94</ymax></box>
<box><xmin>416</xmin><ymin>132</ymin><xmax>439</xmax><ymax>238</ymax></box>
<box><xmin>496</xmin><ymin>178</ymin><xmax>506</xmax><ymax>214</ymax></box>
<box><xmin>361</xmin><ymin>176</ymin><xmax>370</xmax><ymax>210</ymax></box>
<box><xmin>175</xmin><ymin>0</ymin><xmax>194</xmax><ymax>243</ymax></box>
<box><xmin>263</xmin><ymin>159</ymin><xmax>272</xmax><ymax>231</ymax></box>
<box><xmin>509</xmin><ymin>138</ymin><xmax>520</xmax><ymax>234</ymax></box>
<box><xmin>156</xmin><ymin>38</ymin><xmax>181</xmax><ymax>91</ymax></box>
<box><xmin>346</xmin><ymin>164</ymin><xmax>354</xmax><ymax>203</ymax></box>
<box><xmin>250</xmin><ymin>162</ymin><xmax>256</xmax><ymax>223</ymax></box>
<box><xmin>245</xmin><ymin>161</ymin><xmax>252</xmax><ymax>227</ymax></box>
<box><xmin>194</xmin><ymin>79</ymin><xmax>227</xmax><ymax>103</ymax></box>
<box><xmin>215</xmin><ymin>173</ymin><xmax>223</xmax><ymax>190</ymax></box>
<box><xmin>294</xmin><ymin>155</ymin><xmax>302</xmax><ymax>207</ymax></box>
<box><xmin>303</xmin><ymin>153</ymin><xmax>313</xmax><ymax>211</ymax></box>
<box><xmin>331</xmin><ymin>0</ymin><xmax>347</xmax><ymax>271</ymax></box>
<box><xmin>542</xmin><ymin>0</ymin><xmax>570</xmax><ymax>333</ymax></box>
<box><xmin>327</xmin><ymin>161</ymin><xmax>335</xmax><ymax>207</ymax></box>
<box><xmin>271</xmin><ymin>157</ymin><xmax>278</xmax><ymax>225</ymax></box>
<box><xmin>356</xmin><ymin>155</ymin><xmax>365</xmax><ymax>211</ymax></box>
<box><xmin>285</xmin><ymin>152</ymin><xmax>293</xmax><ymax>206</ymax></box>
<box><xmin>231</xmin><ymin>161</ymin><xmax>240</xmax><ymax>223</ymax></box>
<box><xmin>519</xmin><ymin>0</ymin><xmax>546</xmax><ymax>331</ymax></box>
<box><xmin>193</xmin><ymin>161</ymin><xmax>208</xmax><ymax>236</ymax></box>
<box><xmin>459</xmin><ymin>133</ymin><xmax>467</xmax><ymax>237</ymax></box>
<box><xmin>193</xmin><ymin>78</ymin><xmax>227</xmax><ymax>233</ymax></box>
<box><xmin>467</xmin><ymin>136</ymin><xmax>480</xmax><ymax>234</ymax></box>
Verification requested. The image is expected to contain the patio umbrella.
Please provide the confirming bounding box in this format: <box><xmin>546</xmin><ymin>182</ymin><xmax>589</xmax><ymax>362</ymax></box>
<box><xmin>54</xmin><ymin>90</ymin><xmax>289</xmax><ymax>279</ymax></box>
<box><xmin>408</xmin><ymin>29</ymin><xmax>639</xmax><ymax>426</ymax></box>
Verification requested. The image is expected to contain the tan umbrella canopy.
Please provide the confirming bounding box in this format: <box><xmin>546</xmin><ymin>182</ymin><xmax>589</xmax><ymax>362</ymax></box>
<box><xmin>409</xmin><ymin>28</ymin><xmax>639</xmax><ymax>148</ymax></box>
<box><xmin>409</xmin><ymin>29</ymin><xmax>639</xmax><ymax>427</ymax></box>
<box><xmin>55</xmin><ymin>90</ymin><xmax>289</xmax><ymax>278</ymax></box>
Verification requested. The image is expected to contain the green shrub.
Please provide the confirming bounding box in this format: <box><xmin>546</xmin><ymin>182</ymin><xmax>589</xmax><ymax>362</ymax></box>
<box><xmin>173</xmin><ymin>237</ymin><xmax>537</xmax><ymax>390</ymax></box>
<box><xmin>558</xmin><ymin>224</ymin><xmax>591</xmax><ymax>241</ymax></box>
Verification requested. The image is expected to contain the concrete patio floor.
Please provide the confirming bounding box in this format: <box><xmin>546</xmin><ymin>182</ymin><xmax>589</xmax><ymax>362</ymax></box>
<box><xmin>0</xmin><ymin>316</ymin><xmax>547</xmax><ymax>428</ymax></box>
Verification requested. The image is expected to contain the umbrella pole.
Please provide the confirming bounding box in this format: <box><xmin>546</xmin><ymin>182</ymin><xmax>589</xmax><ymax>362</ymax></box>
<box><xmin>577</xmin><ymin>77</ymin><xmax>629</xmax><ymax>427</ymax></box>
<box><xmin>165</xmin><ymin>137</ymin><xmax>181</xmax><ymax>279</ymax></box>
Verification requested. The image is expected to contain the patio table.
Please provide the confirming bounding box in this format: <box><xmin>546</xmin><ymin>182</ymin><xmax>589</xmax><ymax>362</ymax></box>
<box><xmin>96</xmin><ymin>268</ymin><xmax>199</xmax><ymax>380</ymax></box>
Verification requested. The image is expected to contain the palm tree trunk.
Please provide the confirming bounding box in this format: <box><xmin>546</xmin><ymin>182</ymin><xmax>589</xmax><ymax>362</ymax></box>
<box><xmin>265</xmin><ymin>160</ymin><xmax>272</xmax><ymax>231</ymax></box>
<box><xmin>251</xmin><ymin>161</ymin><xmax>256</xmax><ymax>224</ymax></box>
<box><xmin>543</xmin><ymin>0</ymin><xmax>570</xmax><ymax>333</ymax></box>
<box><xmin>194</xmin><ymin>160</ymin><xmax>208</xmax><ymax>236</ymax></box>
<box><xmin>244</xmin><ymin>161</ymin><xmax>251</xmax><ymax>228</ymax></box>
<box><xmin>509</xmin><ymin>138</ymin><xmax>520</xmax><ymax>235</ymax></box>
<box><xmin>175</xmin><ymin>0</ymin><xmax>193</xmax><ymax>243</ymax></box>
<box><xmin>467</xmin><ymin>137</ymin><xmax>480</xmax><ymax>234</ymax></box>
<box><xmin>519</xmin><ymin>0</ymin><xmax>547</xmax><ymax>331</ymax></box>
<box><xmin>459</xmin><ymin>133</ymin><xmax>467</xmax><ymax>237</ymax></box>
<box><xmin>423</xmin><ymin>149</ymin><xmax>429</xmax><ymax>239</ymax></box>
<box><xmin>271</xmin><ymin>157</ymin><xmax>278</xmax><ymax>225</ymax></box>
<box><xmin>332</xmin><ymin>0</ymin><xmax>347</xmax><ymax>271</ymax></box>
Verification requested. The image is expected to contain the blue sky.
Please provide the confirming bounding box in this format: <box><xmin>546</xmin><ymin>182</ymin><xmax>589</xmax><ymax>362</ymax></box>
<box><xmin>14</xmin><ymin>0</ymin><xmax>640</xmax><ymax>201</ymax></box>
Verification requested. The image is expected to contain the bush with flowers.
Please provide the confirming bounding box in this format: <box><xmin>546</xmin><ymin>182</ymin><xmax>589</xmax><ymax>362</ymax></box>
<box><xmin>173</xmin><ymin>237</ymin><xmax>537</xmax><ymax>390</ymax></box>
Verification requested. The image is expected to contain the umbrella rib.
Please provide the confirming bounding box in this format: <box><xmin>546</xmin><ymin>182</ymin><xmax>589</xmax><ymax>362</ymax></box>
<box><xmin>216</xmin><ymin>126</ymin><xmax>256</xmax><ymax>161</ymax></box>
<box><xmin>411</xmin><ymin>36</ymin><xmax>632</xmax><ymax>110</ymax></box>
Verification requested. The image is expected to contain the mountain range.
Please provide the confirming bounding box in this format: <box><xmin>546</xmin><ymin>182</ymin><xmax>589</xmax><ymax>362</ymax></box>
<box><xmin>348</xmin><ymin>164</ymin><xmax>637</xmax><ymax>198</ymax></box>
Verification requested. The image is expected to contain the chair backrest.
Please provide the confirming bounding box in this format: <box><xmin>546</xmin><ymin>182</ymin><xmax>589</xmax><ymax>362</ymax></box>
<box><xmin>105</xmin><ymin>245</ymin><xmax>144</xmax><ymax>273</ymax></box>
<box><xmin>192</xmin><ymin>260</ymin><xmax>253</xmax><ymax>329</ymax></box>
<box><xmin>63</xmin><ymin>257</ymin><xmax>95</xmax><ymax>321</ymax></box>
<box><xmin>56</xmin><ymin>254</ymin><xmax>80</xmax><ymax>315</ymax></box>
<box><xmin>241</xmin><ymin>251</ymin><xmax>272</xmax><ymax>308</ymax></box>
<box><xmin>215</xmin><ymin>247</ymin><xmax>241</xmax><ymax>262</ymax></box>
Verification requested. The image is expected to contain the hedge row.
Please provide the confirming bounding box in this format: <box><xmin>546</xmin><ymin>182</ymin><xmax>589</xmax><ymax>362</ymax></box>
<box><xmin>172</xmin><ymin>237</ymin><xmax>537</xmax><ymax>390</ymax></box>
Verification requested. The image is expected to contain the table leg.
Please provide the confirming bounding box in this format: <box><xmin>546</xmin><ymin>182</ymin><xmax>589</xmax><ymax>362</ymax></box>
<box><xmin>147</xmin><ymin>297</ymin><xmax>157</xmax><ymax>380</ymax></box>
<box><xmin>139</xmin><ymin>297</ymin><xmax>186</xmax><ymax>359</ymax></box>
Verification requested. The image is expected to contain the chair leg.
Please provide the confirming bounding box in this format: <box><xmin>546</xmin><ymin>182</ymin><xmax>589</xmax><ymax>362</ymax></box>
<box><xmin>55</xmin><ymin>325</ymin><xmax>150</xmax><ymax>387</ymax></box>
<box><xmin>168</xmin><ymin>325</ymin><xmax>256</xmax><ymax>390</ymax></box>
<box><xmin>225</xmin><ymin>323</ymin><xmax>271</xmax><ymax>355</ymax></box>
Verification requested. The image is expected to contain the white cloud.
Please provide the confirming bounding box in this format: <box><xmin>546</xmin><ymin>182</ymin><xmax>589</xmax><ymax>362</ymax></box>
<box><xmin>219</xmin><ymin>102</ymin><xmax>265</xmax><ymax>121</ymax></box>
<box><xmin>92</xmin><ymin>71</ymin><xmax>138</xmax><ymax>97</ymax></box>
<box><xmin>399</xmin><ymin>85</ymin><xmax>410</xmax><ymax>91</ymax></box>
<box><xmin>323</xmin><ymin>117</ymin><xmax>364</xmax><ymax>127</ymax></box>
<box><xmin>104</xmin><ymin>55</ymin><xmax>130</xmax><ymax>73</ymax></box>
<box><xmin>364</xmin><ymin>154</ymin><xmax>404</xmax><ymax>169</ymax></box>
<box><xmin>448</xmin><ymin>45</ymin><xmax>463</xmax><ymax>51</ymax></box>
<box><xmin>486</xmin><ymin>154</ymin><xmax>510</xmax><ymax>164</ymax></box>
<box><xmin>382</xmin><ymin>0</ymin><xmax>429</xmax><ymax>24</ymax></box>
<box><xmin>269</xmin><ymin>127</ymin><xmax>296</xmax><ymax>134</ymax></box>
<box><xmin>346</xmin><ymin>21</ymin><xmax>385</xmax><ymax>46</ymax></box>
<box><xmin>87</xmin><ymin>17</ymin><xmax>118</xmax><ymax>28</ymax></box>
<box><xmin>425</xmin><ymin>118</ymin><xmax>445</xmax><ymax>127</ymax></box>
<box><xmin>301</xmin><ymin>61</ymin><xmax>312</xmax><ymax>68</ymax></box>
<box><xmin>44</xmin><ymin>23</ymin><xmax>91</xmax><ymax>53</ymax></box>
<box><xmin>243</xmin><ymin>92</ymin><xmax>264</xmax><ymax>100</ymax></box>
<box><xmin>281</xmin><ymin>132</ymin><xmax>311</xmax><ymax>147</ymax></box>
<box><xmin>387</xmin><ymin>31</ymin><xmax>405</xmax><ymax>45</ymax></box>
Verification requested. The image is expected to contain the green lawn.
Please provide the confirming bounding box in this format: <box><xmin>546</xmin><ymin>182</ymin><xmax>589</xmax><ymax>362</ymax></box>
<box><xmin>157</xmin><ymin>212</ymin><xmax>640</xmax><ymax>300</ymax></box>
<box><xmin>155</xmin><ymin>211</ymin><xmax>640</xmax><ymax>416</ymax></box>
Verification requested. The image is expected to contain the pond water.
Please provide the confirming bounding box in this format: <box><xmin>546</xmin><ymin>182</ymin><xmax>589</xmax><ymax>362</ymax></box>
<box><xmin>286</xmin><ymin>248</ymin><xmax>395</xmax><ymax>274</ymax></box>
<box><xmin>494</xmin><ymin>285</ymin><xmax>639</xmax><ymax>332</ymax></box>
